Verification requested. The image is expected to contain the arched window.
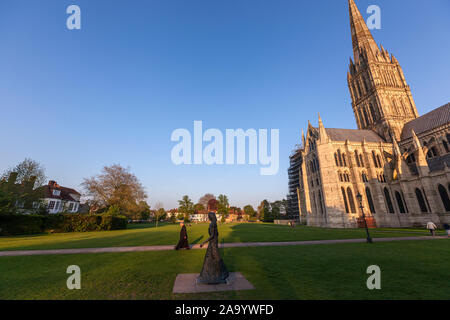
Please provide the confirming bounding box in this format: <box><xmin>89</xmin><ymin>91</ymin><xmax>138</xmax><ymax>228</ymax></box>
<box><xmin>337</xmin><ymin>150</ymin><xmax>343</xmax><ymax>167</ymax></box>
<box><xmin>384</xmin><ymin>188</ymin><xmax>395</xmax><ymax>213</ymax></box>
<box><xmin>318</xmin><ymin>190</ymin><xmax>325</xmax><ymax>215</ymax></box>
<box><xmin>339</xmin><ymin>173</ymin><xmax>343</xmax><ymax>182</ymax></box>
<box><xmin>377</xmin><ymin>155</ymin><xmax>382</xmax><ymax>168</ymax></box>
<box><xmin>342</xmin><ymin>154</ymin><xmax>347</xmax><ymax>167</ymax></box>
<box><xmin>415</xmin><ymin>188</ymin><xmax>428</xmax><ymax>213</ymax></box>
<box><xmin>438</xmin><ymin>184</ymin><xmax>450</xmax><ymax>212</ymax></box>
<box><xmin>355</xmin><ymin>151</ymin><xmax>361</xmax><ymax>167</ymax></box>
<box><xmin>363</xmin><ymin>108</ymin><xmax>370</xmax><ymax>126</ymax></box>
<box><xmin>347</xmin><ymin>187</ymin><xmax>356</xmax><ymax>213</ymax></box>
<box><xmin>395</xmin><ymin>191</ymin><xmax>406</xmax><ymax>213</ymax></box>
<box><xmin>359</xmin><ymin>154</ymin><xmax>364</xmax><ymax>167</ymax></box>
<box><xmin>372</xmin><ymin>151</ymin><xmax>378</xmax><ymax>168</ymax></box>
<box><xmin>443</xmin><ymin>140</ymin><xmax>449</xmax><ymax>153</ymax></box>
<box><xmin>369</xmin><ymin>103</ymin><xmax>377</xmax><ymax>121</ymax></box>
<box><xmin>366</xmin><ymin>187</ymin><xmax>376</xmax><ymax>214</ymax></box>
<box><xmin>359</xmin><ymin>110</ymin><xmax>366</xmax><ymax>127</ymax></box>
<box><xmin>341</xmin><ymin>187</ymin><xmax>349</xmax><ymax>213</ymax></box>
<box><xmin>334</xmin><ymin>153</ymin><xmax>339</xmax><ymax>167</ymax></box>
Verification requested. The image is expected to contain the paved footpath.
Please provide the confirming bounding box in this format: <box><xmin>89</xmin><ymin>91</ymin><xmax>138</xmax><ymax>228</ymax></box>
<box><xmin>0</xmin><ymin>236</ymin><xmax>446</xmax><ymax>257</ymax></box>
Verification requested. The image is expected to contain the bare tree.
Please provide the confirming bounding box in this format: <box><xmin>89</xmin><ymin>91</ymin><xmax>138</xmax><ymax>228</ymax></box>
<box><xmin>198</xmin><ymin>194</ymin><xmax>216</xmax><ymax>207</ymax></box>
<box><xmin>82</xmin><ymin>164</ymin><xmax>147</xmax><ymax>215</ymax></box>
<box><xmin>153</xmin><ymin>201</ymin><xmax>165</xmax><ymax>228</ymax></box>
<box><xmin>1</xmin><ymin>158</ymin><xmax>46</xmax><ymax>188</ymax></box>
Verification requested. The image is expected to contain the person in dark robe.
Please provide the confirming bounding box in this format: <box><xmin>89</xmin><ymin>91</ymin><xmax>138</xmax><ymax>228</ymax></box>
<box><xmin>197</xmin><ymin>200</ymin><xmax>229</xmax><ymax>284</ymax></box>
<box><xmin>175</xmin><ymin>222</ymin><xmax>190</xmax><ymax>250</ymax></box>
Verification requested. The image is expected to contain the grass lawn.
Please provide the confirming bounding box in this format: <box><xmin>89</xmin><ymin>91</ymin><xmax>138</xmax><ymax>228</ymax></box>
<box><xmin>0</xmin><ymin>240</ymin><xmax>448</xmax><ymax>300</ymax></box>
<box><xmin>0</xmin><ymin>223</ymin><xmax>446</xmax><ymax>251</ymax></box>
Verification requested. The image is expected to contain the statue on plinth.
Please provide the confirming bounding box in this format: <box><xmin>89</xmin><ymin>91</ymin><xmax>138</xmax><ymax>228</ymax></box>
<box><xmin>197</xmin><ymin>199</ymin><xmax>229</xmax><ymax>284</ymax></box>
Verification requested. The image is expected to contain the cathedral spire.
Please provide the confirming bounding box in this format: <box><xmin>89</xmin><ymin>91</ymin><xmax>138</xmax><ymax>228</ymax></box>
<box><xmin>348</xmin><ymin>0</ymin><xmax>379</xmax><ymax>63</ymax></box>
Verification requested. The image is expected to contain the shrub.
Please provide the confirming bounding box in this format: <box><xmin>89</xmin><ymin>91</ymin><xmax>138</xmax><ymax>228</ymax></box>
<box><xmin>0</xmin><ymin>213</ymin><xmax>127</xmax><ymax>236</ymax></box>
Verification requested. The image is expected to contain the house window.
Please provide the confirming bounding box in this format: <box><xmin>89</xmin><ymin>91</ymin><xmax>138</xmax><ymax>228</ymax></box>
<box><xmin>53</xmin><ymin>190</ymin><xmax>61</xmax><ymax>196</ymax></box>
<box><xmin>68</xmin><ymin>203</ymin><xmax>74</xmax><ymax>212</ymax></box>
<box><xmin>48</xmin><ymin>201</ymin><xmax>56</xmax><ymax>210</ymax></box>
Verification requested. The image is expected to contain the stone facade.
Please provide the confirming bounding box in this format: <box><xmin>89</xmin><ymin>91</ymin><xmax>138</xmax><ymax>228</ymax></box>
<box><xmin>295</xmin><ymin>0</ymin><xmax>450</xmax><ymax>228</ymax></box>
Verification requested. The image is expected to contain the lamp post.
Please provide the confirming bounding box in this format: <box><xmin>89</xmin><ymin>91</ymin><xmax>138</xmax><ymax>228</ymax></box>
<box><xmin>356</xmin><ymin>192</ymin><xmax>373</xmax><ymax>243</ymax></box>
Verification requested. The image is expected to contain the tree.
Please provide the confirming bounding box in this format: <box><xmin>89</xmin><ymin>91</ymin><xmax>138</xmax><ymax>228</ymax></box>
<box><xmin>257</xmin><ymin>200</ymin><xmax>271</xmax><ymax>222</ymax></box>
<box><xmin>198</xmin><ymin>194</ymin><xmax>216</xmax><ymax>207</ymax></box>
<box><xmin>153</xmin><ymin>202</ymin><xmax>166</xmax><ymax>227</ymax></box>
<box><xmin>178</xmin><ymin>195</ymin><xmax>194</xmax><ymax>222</ymax></box>
<box><xmin>217</xmin><ymin>194</ymin><xmax>229</xmax><ymax>218</ymax></box>
<box><xmin>81</xmin><ymin>164</ymin><xmax>147</xmax><ymax>217</ymax></box>
<box><xmin>243</xmin><ymin>205</ymin><xmax>256</xmax><ymax>217</ymax></box>
<box><xmin>1</xmin><ymin>158</ymin><xmax>46</xmax><ymax>188</ymax></box>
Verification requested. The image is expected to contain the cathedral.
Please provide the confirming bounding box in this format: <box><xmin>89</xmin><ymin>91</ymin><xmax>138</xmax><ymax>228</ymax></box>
<box><xmin>289</xmin><ymin>0</ymin><xmax>450</xmax><ymax>228</ymax></box>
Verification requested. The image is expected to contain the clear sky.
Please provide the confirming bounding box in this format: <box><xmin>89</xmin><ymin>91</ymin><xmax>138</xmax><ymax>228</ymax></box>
<box><xmin>0</xmin><ymin>0</ymin><xmax>449</xmax><ymax>209</ymax></box>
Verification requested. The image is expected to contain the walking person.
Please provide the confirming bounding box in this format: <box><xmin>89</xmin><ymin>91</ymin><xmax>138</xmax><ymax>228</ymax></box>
<box><xmin>426</xmin><ymin>221</ymin><xmax>438</xmax><ymax>236</ymax></box>
<box><xmin>175</xmin><ymin>222</ymin><xmax>190</xmax><ymax>250</ymax></box>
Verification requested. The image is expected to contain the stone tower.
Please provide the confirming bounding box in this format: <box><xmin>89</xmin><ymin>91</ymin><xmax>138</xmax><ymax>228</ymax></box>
<box><xmin>347</xmin><ymin>0</ymin><xmax>419</xmax><ymax>142</ymax></box>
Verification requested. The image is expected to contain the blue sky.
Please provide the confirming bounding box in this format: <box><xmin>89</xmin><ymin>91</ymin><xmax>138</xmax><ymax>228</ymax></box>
<box><xmin>0</xmin><ymin>0</ymin><xmax>449</xmax><ymax>209</ymax></box>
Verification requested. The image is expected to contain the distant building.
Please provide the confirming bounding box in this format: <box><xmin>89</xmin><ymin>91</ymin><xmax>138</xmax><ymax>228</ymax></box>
<box><xmin>35</xmin><ymin>181</ymin><xmax>81</xmax><ymax>214</ymax></box>
<box><xmin>287</xmin><ymin>149</ymin><xmax>302</xmax><ymax>220</ymax></box>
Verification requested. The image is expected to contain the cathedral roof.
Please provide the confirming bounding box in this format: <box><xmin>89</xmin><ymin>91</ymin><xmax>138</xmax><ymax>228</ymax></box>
<box><xmin>324</xmin><ymin>128</ymin><xmax>385</xmax><ymax>143</ymax></box>
<box><xmin>401</xmin><ymin>103</ymin><xmax>450</xmax><ymax>140</ymax></box>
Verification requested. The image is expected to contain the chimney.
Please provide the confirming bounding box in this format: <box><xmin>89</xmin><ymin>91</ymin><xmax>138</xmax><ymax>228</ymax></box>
<box><xmin>48</xmin><ymin>180</ymin><xmax>57</xmax><ymax>187</ymax></box>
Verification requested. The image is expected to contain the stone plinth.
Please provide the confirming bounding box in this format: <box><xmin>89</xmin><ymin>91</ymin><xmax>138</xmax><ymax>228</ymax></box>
<box><xmin>173</xmin><ymin>272</ymin><xmax>254</xmax><ymax>294</ymax></box>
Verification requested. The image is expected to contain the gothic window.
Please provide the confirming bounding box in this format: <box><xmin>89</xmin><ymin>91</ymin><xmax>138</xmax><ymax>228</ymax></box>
<box><xmin>406</xmin><ymin>153</ymin><xmax>416</xmax><ymax>164</ymax></box>
<box><xmin>369</xmin><ymin>103</ymin><xmax>377</xmax><ymax>121</ymax></box>
<box><xmin>376</xmin><ymin>155</ymin><xmax>383</xmax><ymax>168</ymax></box>
<box><xmin>337</xmin><ymin>150</ymin><xmax>343</xmax><ymax>167</ymax></box>
<box><xmin>334</xmin><ymin>153</ymin><xmax>339</xmax><ymax>167</ymax></box>
<box><xmin>362</xmin><ymin>172</ymin><xmax>368</xmax><ymax>182</ymax></box>
<box><xmin>366</xmin><ymin>187</ymin><xmax>376</xmax><ymax>214</ymax></box>
<box><xmin>342</xmin><ymin>154</ymin><xmax>347</xmax><ymax>167</ymax></box>
<box><xmin>395</xmin><ymin>191</ymin><xmax>406</xmax><ymax>213</ymax></box>
<box><xmin>438</xmin><ymin>184</ymin><xmax>450</xmax><ymax>212</ymax></box>
<box><xmin>339</xmin><ymin>172</ymin><xmax>343</xmax><ymax>182</ymax></box>
<box><xmin>363</xmin><ymin>108</ymin><xmax>370</xmax><ymax>126</ymax></box>
<box><xmin>401</xmin><ymin>191</ymin><xmax>409</xmax><ymax>213</ymax></box>
<box><xmin>356</xmin><ymin>81</ymin><xmax>362</xmax><ymax>97</ymax></box>
<box><xmin>312</xmin><ymin>191</ymin><xmax>317</xmax><ymax>214</ymax></box>
<box><xmin>358</xmin><ymin>109</ymin><xmax>366</xmax><ymax>127</ymax></box>
<box><xmin>355</xmin><ymin>151</ymin><xmax>361</xmax><ymax>167</ymax></box>
<box><xmin>415</xmin><ymin>188</ymin><xmax>428</xmax><ymax>213</ymax></box>
<box><xmin>319</xmin><ymin>190</ymin><xmax>325</xmax><ymax>215</ymax></box>
<box><xmin>359</xmin><ymin>154</ymin><xmax>364</xmax><ymax>167</ymax></box>
<box><xmin>372</xmin><ymin>151</ymin><xmax>379</xmax><ymax>168</ymax></box>
<box><xmin>341</xmin><ymin>187</ymin><xmax>350</xmax><ymax>214</ymax></box>
<box><xmin>384</xmin><ymin>188</ymin><xmax>395</xmax><ymax>213</ymax></box>
<box><xmin>443</xmin><ymin>140</ymin><xmax>449</xmax><ymax>153</ymax></box>
<box><xmin>347</xmin><ymin>187</ymin><xmax>357</xmax><ymax>213</ymax></box>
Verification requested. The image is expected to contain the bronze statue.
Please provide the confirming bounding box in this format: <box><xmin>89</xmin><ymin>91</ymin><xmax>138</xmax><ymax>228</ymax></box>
<box><xmin>197</xmin><ymin>200</ymin><xmax>229</xmax><ymax>284</ymax></box>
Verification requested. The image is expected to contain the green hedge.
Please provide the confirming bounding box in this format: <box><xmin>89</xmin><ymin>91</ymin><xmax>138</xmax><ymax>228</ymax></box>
<box><xmin>0</xmin><ymin>214</ymin><xmax>127</xmax><ymax>236</ymax></box>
